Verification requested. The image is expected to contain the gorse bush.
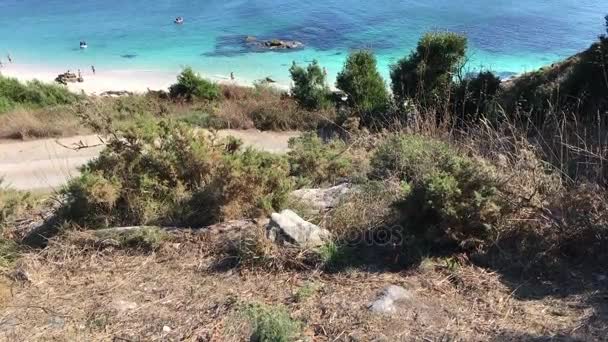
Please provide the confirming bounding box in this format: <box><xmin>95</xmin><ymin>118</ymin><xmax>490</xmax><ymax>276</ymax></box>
<box><xmin>0</xmin><ymin>75</ymin><xmax>80</xmax><ymax>113</ymax></box>
<box><xmin>372</xmin><ymin>134</ymin><xmax>502</xmax><ymax>245</ymax></box>
<box><xmin>169</xmin><ymin>67</ymin><xmax>220</xmax><ymax>101</ymax></box>
<box><xmin>287</xmin><ymin>133</ymin><xmax>367</xmax><ymax>186</ymax></box>
<box><xmin>336</xmin><ymin>50</ymin><xmax>391</xmax><ymax>123</ymax></box>
<box><xmin>390</xmin><ymin>32</ymin><xmax>467</xmax><ymax>111</ymax></box>
<box><xmin>289</xmin><ymin>60</ymin><xmax>331</xmax><ymax>110</ymax></box>
<box><xmin>60</xmin><ymin>118</ymin><xmax>292</xmax><ymax>228</ymax></box>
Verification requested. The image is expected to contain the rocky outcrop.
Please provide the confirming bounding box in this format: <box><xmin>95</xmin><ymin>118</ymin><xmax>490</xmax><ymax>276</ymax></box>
<box><xmin>266</xmin><ymin>209</ymin><xmax>331</xmax><ymax>248</ymax></box>
<box><xmin>55</xmin><ymin>71</ymin><xmax>82</xmax><ymax>85</ymax></box>
<box><xmin>245</xmin><ymin>36</ymin><xmax>304</xmax><ymax>51</ymax></box>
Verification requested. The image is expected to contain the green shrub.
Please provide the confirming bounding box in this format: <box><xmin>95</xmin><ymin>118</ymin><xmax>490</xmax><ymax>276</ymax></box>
<box><xmin>289</xmin><ymin>60</ymin><xmax>331</xmax><ymax>110</ymax></box>
<box><xmin>244</xmin><ymin>303</ymin><xmax>302</xmax><ymax>342</ymax></box>
<box><xmin>60</xmin><ymin>119</ymin><xmax>292</xmax><ymax>229</ymax></box>
<box><xmin>288</xmin><ymin>133</ymin><xmax>367</xmax><ymax>186</ymax></box>
<box><xmin>390</xmin><ymin>32</ymin><xmax>467</xmax><ymax>110</ymax></box>
<box><xmin>214</xmin><ymin>148</ymin><xmax>293</xmax><ymax>221</ymax></box>
<box><xmin>0</xmin><ymin>75</ymin><xmax>80</xmax><ymax>113</ymax></box>
<box><xmin>169</xmin><ymin>67</ymin><xmax>220</xmax><ymax>101</ymax></box>
<box><xmin>336</xmin><ymin>50</ymin><xmax>391</xmax><ymax>123</ymax></box>
<box><xmin>372</xmin><ymin>134</ymin><xmax>501</xmax><ymax>244</ymax></box>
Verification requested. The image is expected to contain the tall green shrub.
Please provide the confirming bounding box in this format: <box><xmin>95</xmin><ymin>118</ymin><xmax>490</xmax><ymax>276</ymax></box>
<box><xmin>336</xmin><ymin>50</ymin><xmax>390</xmax><ymax>123</ymax></box>
<box><xmin>390</xmin><ymin>32</ymin><xmax>467</xmax><ymax>110</ymax></box>
<box><xmin>169</xmin><ymin>67</ymin><xmax>220</xmax><ymax>101</ymax></box>
<box><xmin>289</xmin><ymin>60</ymin><xmax>331</xmax><ymax>110</ymax></box>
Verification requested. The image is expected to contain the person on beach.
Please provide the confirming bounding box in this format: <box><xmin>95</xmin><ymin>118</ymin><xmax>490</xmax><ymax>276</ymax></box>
<box><xmin>230</xmin><ymin>72</ymin><xmax>235</xmax><ymax>81</ymax></box>
<box><xmin>91</xmin><ymin>65</ymin><xmax>96</xmax><ymax>74</ymax></box>
<box><xmin>7</xmin><ymin>54</ymin><xmax>12</xmax><ymax>63</ymax></box>
<box><xmin>78</xmin><ymin>69</ymin><xmax>82</xmax><ymax>78</ymax></box>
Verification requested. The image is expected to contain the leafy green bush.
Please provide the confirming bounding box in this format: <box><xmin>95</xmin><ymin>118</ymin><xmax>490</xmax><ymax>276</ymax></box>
<box><xmin>390</xmin><ymin>32</ymin><xmax>467</xmax><ymax>110</ymax></box>
<box><xmin>289</xmin><ymin>60</ymin><xmax>331</xmax><ymax>110</ymax></box>
<box><xmin>169</xmin><ymin>67</ymin><xmax>220</xmax><ymax>101</ymax></box>
<box><xmin>0</xmin><ymin>75</ymin><xmax>80</xmax><ymax>113</ymax></box>
<box><xmin>372</xmin><ymin>134</ymin><xmax>502</xmax><ymax>244</ymax></box>
<box><xmin>336</xmin><ymin>50</ymin><xmax>391</xmax><ymax>123</ymax></box>
<box><xmin>244</xmin><ymin>303</ymin><xmax>302</xmax><ymax>342</ymax></box>
<box><xmin>60</xmin><ymin>119</ymin><xmax>292</xmax><ymax>229</ymax></box>
<box><xmin>287</xmin><ymin>133</ymin><xmax>367</xmax><ymax>186</ymax></box>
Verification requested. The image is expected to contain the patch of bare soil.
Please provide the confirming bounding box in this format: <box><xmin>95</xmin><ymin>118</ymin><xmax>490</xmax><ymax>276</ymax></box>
<box><xmin>0</xmin><ymin>230</ymin><xmax>604</xmax><ymax>341</ymax></box>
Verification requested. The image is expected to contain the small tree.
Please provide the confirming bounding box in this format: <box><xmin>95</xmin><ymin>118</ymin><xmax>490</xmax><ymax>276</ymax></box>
<box><xmin>605</xmin><ymin>14</ymin><xmax>608</xmax><ymax>35</ymax></box>
<box><xmin>169</xmin><ymin>67</ymin><xmax>220</xmax><ymax>101</ymax></box>
<box><xmin>289</xmin><ymin>60</ymin><xmax>331</xmax><ymax>110</ymax></box>
<box><xmin>390</xmin><ymin>32</ymin><xmax>467</xmax><ymax>110</ymax></box>
<box><xmin>336</xmin><ymin>50</ymin><xmax>390</xmax><ymax>123</ymax></box>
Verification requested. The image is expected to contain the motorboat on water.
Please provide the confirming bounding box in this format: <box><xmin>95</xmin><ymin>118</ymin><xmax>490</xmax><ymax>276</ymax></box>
<box><xmin>174</xmin><ymin>17</ymin><xmax>184</xmax><ymax>24</ymax></box>
<box><xmin>80</xmin><ymin>41</ymin><xmax>88</xmax><ymax>49</ymax></box>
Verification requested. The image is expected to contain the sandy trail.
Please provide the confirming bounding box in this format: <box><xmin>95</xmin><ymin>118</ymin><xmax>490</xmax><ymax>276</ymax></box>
<box><xmin>0</xmin><ymin>130</ymin><xmax>299</xmax><ymax>191</ymax></box>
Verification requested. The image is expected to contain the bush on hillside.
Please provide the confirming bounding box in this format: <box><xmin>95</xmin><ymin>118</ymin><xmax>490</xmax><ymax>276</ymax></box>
<box><xmin>60</xmin><ymin>119</ymin><xmax>292</xmax><ymax>228</ymax></box>
<box><xmin>169</xmin><ymin>67</ymin><xmax>220</xmax><ymax>101</ymax></box>
<box><xmin>453</xmin><ymin>71</ymin><xmax>501</xmax><ymax>124</ymax></box>
<box><xmin>289</xmin><ymin>60</ymin><xmax>331</xmax><ymax>110</ymax></box>
<box><xmin>336</xmin><ymin>51</ymin><xmax>391</xmax><ymax>124</ymax></box>
<box><xmin>390</xmin><ymin>32</ymin><xmax>467</xmax><ymax>111</ymax></box>
<box><xmin>372</xmin><ymin>134</ymin><xmax>502</xmax><ymax>245</ymax></box>
<box><xmin>287</xmin><ymin>133</ymin><xmax>368</xmax><ymax>186</ymax></box>
<box><xmin>0</xmin><ymin>75</ymin><xmax>80</xmax><ymax>113</ymax></box>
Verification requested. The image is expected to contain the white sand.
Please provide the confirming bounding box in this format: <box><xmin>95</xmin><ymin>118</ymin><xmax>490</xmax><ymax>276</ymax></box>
<box><xmin>0</xmin><ymin>62</ymin><xmax>289</xmax><ymax>95</ymax></box>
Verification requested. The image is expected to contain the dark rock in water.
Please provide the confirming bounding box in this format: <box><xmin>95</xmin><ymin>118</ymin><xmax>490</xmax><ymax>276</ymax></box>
<box><xmin>121</xmin><ymin>54</ymin><xmax>137</xmax><ymax>59</ymax></box>
<box><xmin>265</xmin><ymin>77</ymin><xmax>276</xmax><ymax>83</ymax></box>
<box><xmin>247</xmin><ymin>37</ymin><xmax>304</xmax><ymax>51</ymax></box>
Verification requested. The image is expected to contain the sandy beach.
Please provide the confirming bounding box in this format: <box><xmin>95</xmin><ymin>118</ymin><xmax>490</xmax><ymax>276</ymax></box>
<box><xmin>0</xmin><ymin>62</ymin><xmax>288</xmax><ymax>95</ymax></box>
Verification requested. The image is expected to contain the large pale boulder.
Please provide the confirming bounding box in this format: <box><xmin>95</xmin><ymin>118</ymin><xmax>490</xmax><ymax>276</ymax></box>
<box><xmin>266</xmin><ymin>209</ymin><xmax>331</xmax><ymax>248</ymax></box>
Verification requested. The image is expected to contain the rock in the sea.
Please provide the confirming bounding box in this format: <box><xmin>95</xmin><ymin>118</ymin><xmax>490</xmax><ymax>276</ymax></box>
<box><xmin>369</xmin><ymin>285</ymin><xmax>413</xmax><ymax>314</ymax></box>
<box><xmin>246</xmin><ymin>37</ymin><xmax>304</xmax><ymax>51</ymax></box>
<box><xmin>290</xmin><ymin>183</ymin><xmax>352</xmax><ymax>213</ymax></box>
<box><xmin>267</xmin><ymin>209</ymin><xmax>331</xmax><ymax>248</ymax></box>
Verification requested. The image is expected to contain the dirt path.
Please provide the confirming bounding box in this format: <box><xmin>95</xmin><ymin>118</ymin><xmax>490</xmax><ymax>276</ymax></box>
<box><xmin>0</xmin><ymin>130</ymin><xmax>299</xmax><ymax>191</ymax></box>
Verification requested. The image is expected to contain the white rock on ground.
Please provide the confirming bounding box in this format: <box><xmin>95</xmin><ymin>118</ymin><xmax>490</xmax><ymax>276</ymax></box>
<box><xmin>369</xmin><ymin>285</ymin><xmax>413</xmax><ymax>314</ymax></box>
<box><xmin>267</xmin><ymin>209</ymin><xmax>331</xmax><ymax>248</ymax></box>
<box><xmin>290</xmin><ymin>183</ymin><xmax>352</xmax><ymax>213</ymax></box>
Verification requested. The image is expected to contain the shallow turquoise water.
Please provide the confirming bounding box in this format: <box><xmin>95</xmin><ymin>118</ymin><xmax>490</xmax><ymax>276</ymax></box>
<box><xmin>0</xmin><ymin>0</ymin><xmax>605</xmax><ymax>84</ymax></box>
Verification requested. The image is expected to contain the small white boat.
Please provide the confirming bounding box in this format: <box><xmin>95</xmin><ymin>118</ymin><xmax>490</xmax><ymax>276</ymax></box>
<box><xmin>80</xmin><ymin>41</ymin><xmax>88</xmax><ymax>49</ymax></box>
<box><xmin>174</xmin><ymin>17</ymin><xmax>184</xmax><ymax>24</ymax></box>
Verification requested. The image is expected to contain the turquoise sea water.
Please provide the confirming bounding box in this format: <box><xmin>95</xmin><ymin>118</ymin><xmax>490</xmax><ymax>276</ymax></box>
<box><xmin>0</xmin><ymin>0</ymin><xmax>605</xmax><ymax>84</ymax></box>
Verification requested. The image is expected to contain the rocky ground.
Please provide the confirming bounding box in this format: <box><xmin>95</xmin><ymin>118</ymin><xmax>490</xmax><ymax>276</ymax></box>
<box><xmin>0</xmin><ymin>227</ymin><xmax>604</xmax><ymax>341</ymax></box>
<box><xmin>1</xmin><ymin>190</ymin><xmax>606</xmax><ymax>342</ymax></box>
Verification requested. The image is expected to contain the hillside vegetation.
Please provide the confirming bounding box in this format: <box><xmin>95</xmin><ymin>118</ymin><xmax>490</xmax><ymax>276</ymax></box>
<box><xmin>0</xmin><ymin>18</ymin><xmax>607</xmax><ymax>341</ymax></box>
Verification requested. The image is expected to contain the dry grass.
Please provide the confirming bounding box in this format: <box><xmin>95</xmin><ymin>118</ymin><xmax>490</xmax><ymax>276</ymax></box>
<box><xmin>0</xmin><ymin>230</ymin><xmax>603</xmax><ymax>341</ymax></box>
<box><xmin>0</xmin><ymin>107</ymin><xmax>85</xmax><ymax>140</ymax></box>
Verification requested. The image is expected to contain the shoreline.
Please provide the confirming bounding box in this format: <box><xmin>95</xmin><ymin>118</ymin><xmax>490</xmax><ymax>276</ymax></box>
<box><xmin>0</xmin><ymin>62</ymin><xmax>290</xmax><ymax>95</ymax></box>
